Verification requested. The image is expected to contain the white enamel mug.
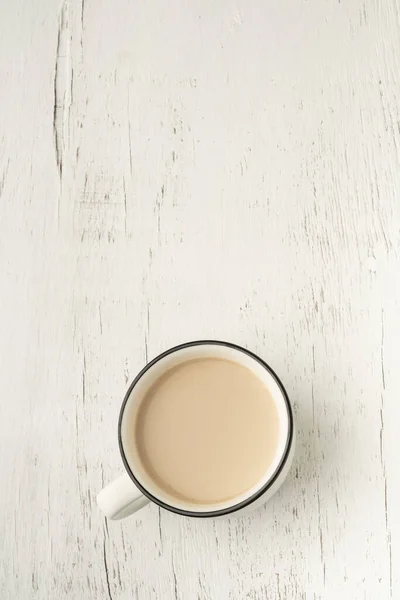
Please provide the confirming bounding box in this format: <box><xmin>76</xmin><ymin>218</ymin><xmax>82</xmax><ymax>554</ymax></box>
<box><xmin>97</xmin><ymin>341</ymin><xmax>295</xmax><ymax>520</ymax></box>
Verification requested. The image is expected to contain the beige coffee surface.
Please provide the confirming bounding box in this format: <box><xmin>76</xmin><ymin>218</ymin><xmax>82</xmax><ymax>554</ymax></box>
<box><xmin>134</xmin><ymin>358</ymin><xmax>280</xmax><ymax>505</ymax></box>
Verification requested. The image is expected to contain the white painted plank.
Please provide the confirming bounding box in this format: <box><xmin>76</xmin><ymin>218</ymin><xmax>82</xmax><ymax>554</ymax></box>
<box><xmin>0</xmin><ymin>0</ymin><xmax>399</xmax><ymax>598</ymax></box>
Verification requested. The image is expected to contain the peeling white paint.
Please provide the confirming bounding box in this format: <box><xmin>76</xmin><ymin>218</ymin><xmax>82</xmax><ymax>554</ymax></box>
<box><xmin>0</xmin><ymin>0</ymin><xmax>399</xmax><ymax>598</ymax></box>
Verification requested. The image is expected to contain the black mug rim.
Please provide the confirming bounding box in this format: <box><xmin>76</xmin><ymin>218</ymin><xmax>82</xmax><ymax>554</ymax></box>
<box><xmin>118</xmin><ymin>340</ymin><xmax>293</xmax><ymax>518</ymax></box>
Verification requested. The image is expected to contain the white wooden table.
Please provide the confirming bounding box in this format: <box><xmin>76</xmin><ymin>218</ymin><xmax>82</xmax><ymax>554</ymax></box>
<box><xmin>1</xmin><ymin>1</ymin><xmax>399</xmax><ymax>598</ymax></box>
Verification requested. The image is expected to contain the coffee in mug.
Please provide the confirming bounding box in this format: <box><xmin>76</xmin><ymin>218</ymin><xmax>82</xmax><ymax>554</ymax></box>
<box><xmin>131</xmin><ymin>358</ymin><xmax>280</xmax><ymax>505</ymax></box>
<box><xmin>97</xmin><ymin>341</ymin><xmax>294</xmax><ymax>520</ymax></box>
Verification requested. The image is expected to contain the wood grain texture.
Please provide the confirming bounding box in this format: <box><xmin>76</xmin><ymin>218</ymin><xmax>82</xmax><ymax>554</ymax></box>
<box><xmin>0</xmin><ymin>0</ymin><xmax>399</xmax><ymax>598</ymax></box>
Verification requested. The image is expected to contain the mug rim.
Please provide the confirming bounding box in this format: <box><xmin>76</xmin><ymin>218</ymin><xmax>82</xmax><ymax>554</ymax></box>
<box><xmin>118</xmin><ymin>340</ymin><xmax>294</xmax><ymax>518</ymax></box>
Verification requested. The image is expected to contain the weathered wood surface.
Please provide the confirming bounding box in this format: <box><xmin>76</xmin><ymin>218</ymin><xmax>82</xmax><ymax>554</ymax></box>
<box><xmin>0</xmin><ymin>0</ymin><xmax>399</xmax><ymax>598</ymax></box>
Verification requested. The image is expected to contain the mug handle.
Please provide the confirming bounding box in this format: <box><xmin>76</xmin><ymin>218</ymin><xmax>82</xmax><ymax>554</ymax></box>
<box><xmin>97</xmin><ymin>474</ymin><xmax>150</xmax><ymax>520</ymax></box>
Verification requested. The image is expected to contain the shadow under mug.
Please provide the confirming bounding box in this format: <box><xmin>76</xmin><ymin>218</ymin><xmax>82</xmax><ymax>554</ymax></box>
<box><xmin>97</xmin><ymin>340</ymin><xmax>295</xmax><ymax>520</ymax></box>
